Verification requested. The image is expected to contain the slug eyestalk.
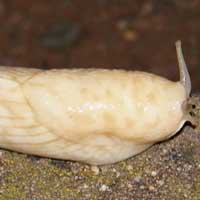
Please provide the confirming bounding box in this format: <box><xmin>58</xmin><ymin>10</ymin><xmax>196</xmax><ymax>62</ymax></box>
<box><xmin>176</xmin><ymin>40</ymin><xmax>191</xmax><ymax>98</ymax></box>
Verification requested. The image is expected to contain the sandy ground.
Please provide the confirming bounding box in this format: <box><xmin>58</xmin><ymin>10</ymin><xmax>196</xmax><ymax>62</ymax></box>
<box><xmin>0</xmin><ymin>0</ymin><xmax>200</xmax><ymax>199</ymax></box>
<box><xmin>1</xmin><ymin>125</ymin><xmax>200</xmax><ymax>200</ymax></box>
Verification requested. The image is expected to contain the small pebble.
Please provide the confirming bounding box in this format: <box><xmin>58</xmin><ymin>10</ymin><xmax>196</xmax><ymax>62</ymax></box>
<box><xmin>127</xmin><ymin>165</ymin><xmax>133</xmax><ymax>170</ymax></box>
<box><xmin>83</xmin><ymin>184</ymin><xmax>89</xmax><ymax>189</ymax></box>
<box><xmin>184</xmin><ymin>193</ymin><xmax>188</xmax><ymax>198</ymax></box>
<box><xmin>99</xmin><ymin>184</ymin><xmax>109</xmax><ymax>192</ymax></box>
<box><xmin>91</xmin><ymin>166</ymin><xmax>99</xmax><ymax>175</ymax></box>
<box><xmin>149</xmin><ymin>185</ymin><xmax>156</xmax><ymax>192</ymax></box>
<box><xmin>162</xmin><ymin>149</ymin><xmax>168</xmax><ymax>154</ymax></box>
<box><xmin>157</xmin><ymin>180</ymin><xmax>164</xmax><ymax>186</ymax></box>
<box><xmin>127</xmin><ymin>183</ymin><xmax>133</xmax><ymax>189</ymax></box>
<box><xmin>115</xmin><ymin>171</ymin><xmax>120</xmax><ymax>178</ymax></box>
<box><xmin>177</xmin><ymin>167</ymin><xmax>181</xmax><ymax>172</ymax></box>
<box><xmin>134</xmin><ymin>176</ymin><xmax>142</xmax><ymax>183</ymax></box>
<box><xmin>140</xmin><ymin>185</ymin><xmax>145</xmax><ymax>190</ymax></box>
<box><xmin>112</xmin><ymin>169</ymin><xmax>120</xmax><ymax>178</ymax></box>
<box><xmin>151</xmin><ymin>171</ymin><xmax>157</xmax><ymax>177</ymax></box>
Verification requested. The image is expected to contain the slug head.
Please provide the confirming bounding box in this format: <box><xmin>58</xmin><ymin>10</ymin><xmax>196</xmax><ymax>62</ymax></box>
<box><xmin>176</xmin><ymin>41</ymin><xmax>200</xmax><ymax>131</ymax></box>
<box><xmin>175</xmin><ymin>41</ymin><xmax>196</xmax><ymax>126</ymax></box>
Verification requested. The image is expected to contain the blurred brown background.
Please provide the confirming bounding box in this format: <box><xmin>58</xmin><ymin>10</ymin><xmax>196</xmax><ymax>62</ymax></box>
<box><xmin>0</xmin><ymin>0</ymin><xmax>199</xmax><ymax>91</ymax></box>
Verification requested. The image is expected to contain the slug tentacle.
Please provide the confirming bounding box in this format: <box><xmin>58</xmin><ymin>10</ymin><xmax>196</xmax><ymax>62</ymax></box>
<box><xmin>175</xmin><ymin>40</ymin><xmax>191</xmax><ymax>98</ymax></box>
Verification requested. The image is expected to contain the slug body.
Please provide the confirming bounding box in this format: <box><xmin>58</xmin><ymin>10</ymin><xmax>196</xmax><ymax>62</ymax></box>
<box><xmin>0</xmin><ymin>42</ymin><xmax>191</xmax><ymax>165</ymax></box>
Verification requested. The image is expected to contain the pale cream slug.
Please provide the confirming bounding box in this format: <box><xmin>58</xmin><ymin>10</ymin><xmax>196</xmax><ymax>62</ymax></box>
<box><xmin>0</xmin><ymin>41</ymin><xmax>191</xmax><ymax>165</ymax></box>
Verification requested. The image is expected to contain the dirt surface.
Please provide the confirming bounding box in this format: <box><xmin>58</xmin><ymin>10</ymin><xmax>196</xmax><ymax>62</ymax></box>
<box><xmin>0</xmin><ymin>0</ymin><xmax>200</xmax><ymax>199</ymax></box>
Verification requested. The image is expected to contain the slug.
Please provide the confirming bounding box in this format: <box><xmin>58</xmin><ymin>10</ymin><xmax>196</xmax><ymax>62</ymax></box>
<box><xmin>0</xmin><ymin>41</ymin><xmax>191</xmax><ymax>165</ymax></box>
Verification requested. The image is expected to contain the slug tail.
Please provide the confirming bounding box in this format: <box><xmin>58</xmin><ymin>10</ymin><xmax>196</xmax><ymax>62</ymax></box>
<box><xmin>175</xmin><ymin>40</ymin><xmax>191</xmax><ymax>98</ymax></box>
